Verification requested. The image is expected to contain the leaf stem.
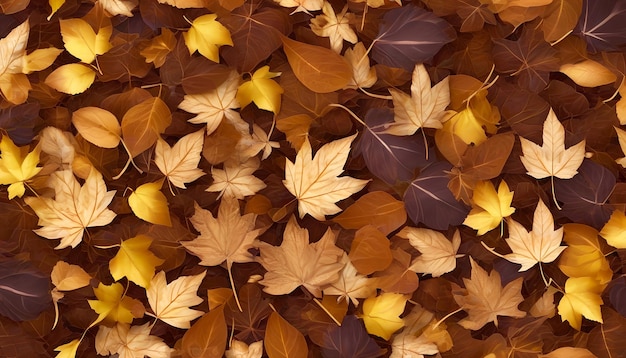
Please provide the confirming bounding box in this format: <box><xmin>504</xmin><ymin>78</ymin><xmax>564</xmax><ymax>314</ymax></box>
<box><xmin>358</xmin><ymin>86</ymin><xmax>393</xmax><ymax>100</ymax></box>
<box><xmin>432</xmin><ymin>307</ymin><xmax>464</xmax><ymax>329</ymax></box>
<box><xmin>227</xmin><ymin>263</ymin><xmax>243</xmax><ymax>312</ymax></box>
<box><xmin>326</xmin><ymin>103</ymin><xmax>367</xmax><ymax>127</ymax></box>
<box><xmin>551</xmin><ymin>176</ymin><xmax>562</xmax><ymax>210</ymax></box>
<box><xmin>312</xmin><ymin>296</ymin><xmax>342</xmax><ymax>326</ymax></box>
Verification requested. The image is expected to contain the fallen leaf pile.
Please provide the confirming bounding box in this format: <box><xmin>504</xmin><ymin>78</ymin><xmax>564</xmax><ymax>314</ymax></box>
<box><xmin>2</xmin><ymin>0</ymin><xmax>626</xmax><ymax>357</ymax></box>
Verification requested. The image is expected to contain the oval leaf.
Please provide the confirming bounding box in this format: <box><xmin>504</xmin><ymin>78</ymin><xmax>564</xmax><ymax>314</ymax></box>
<box><xmin>45</xmin><ymin>63</ymin><xmax>96</xmax><ymax>95</ymax></box>
<box><xmin>181</xmin><ymin>306</ymin><xmax>227</xmax><ymax>358</ymax></box>
<box><xmin>265</xmin><ymin>311</ymin><xmax>307</xmax><ymax>358</ymax></box>
<box><xmin>128</xmin><ymin>180</ymin><xmax>172</xmax><ymax>227</ymax></box>
<box><xmin>121</xmin><ymin>97</ymin><xmax>172</xmax><ymax>157</ymax></box>
<box><xmin>72</xmin><ymin>107</ymin><xmax>121</xmax><ymax>148</ymax></box>
<box><xmin>349</xmin><ymin>225</ymin><xmax>393</xmax><ymax>275</ymax></box>
<box><xmin>333</xmin><ymin>191</ymin><xmax>406</xmax><ymax>236</ymax></box>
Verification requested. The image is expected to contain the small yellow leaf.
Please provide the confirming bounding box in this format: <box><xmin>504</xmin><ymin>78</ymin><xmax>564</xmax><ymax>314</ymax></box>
<box><xmin>59</xmin><ymin>18</ymin><xmax>112</xmax><ymax>63</ymax></box>
<box><xmin>463</xmin><ymin>180</ymin><xmax>515</xmax><ymax>235</ymax></box>
<box><xmin>360</xmin><ymin>292</ymin><xmax>407</xmax><ymax>340</ymax></box>
<box><xmin>558</xmin><ymin>224</ymin><xmax>612</xmax><ymax>285</ymax></box>
<box><xmin>21</xmin><ymin>47</ymin><xmax>63</xmax><ymax>74</ymax></box>
<box><xmin>560</xmin><ymin>60</ymin><xmax>617</xmax><ymax>87</ymax></box>
<box><xmin>71</xmin><ymin>107</ymin><xmax>121</xmax><ymax>149</ymax></box>
<box><xmin>54</xmin><ymin>339</ymin><xmax>80</xmax><ymax>358</ymax></box>
<box><xmin>600</xmin><ymin>210</ymin><xmax>626</xmax><ymax>248</ymax></box>
<box><xmin>236</xmin><ymin>66</ymin><xmax>284</xmax><ymax>114</ymax></box>
<box><xmin>0</xmin><ymin>135</ymin><xmax>42</xmax><ymax>199</ymax></box>
<box><xmin>140</xmin><ymin>28</ymin><xmax>176</xmax><ymax>68</ymax></box>
<box><xmin>557</xmin><ymin>277</ymin><xmax>605</xmax><ymax>330</ymax></box>
<box><xmin>183</xmin><ymin>14</ymin><xmax>233</xmax><ymax>62</ymax></box>
<box><xmin>48</xmin><ymin>0</ymin><xmax>66</xmax><ymax>20</ymax></box>
<box><xmin>45</xmin><ymin>63</ymin><xmax>96</xmax><ymax>95</ymax></box>
<box><xmin>109</xmin><ymin>235</ymin><xmax>164</xmax><ymax>288</ymax></box>
<box><xmin>88</xmin><ymin>282</ymin><xmax>145</xmax><ymax>326</ymax></box>
<box><xmin>51</xmin><ymin>261</ymin><xmax>91</xmax><ymax>291</ymax></box>
<box><xmin>128</xmin><ymin>180</ymin><xmax>172</xmax><ymax>227</ymax></box>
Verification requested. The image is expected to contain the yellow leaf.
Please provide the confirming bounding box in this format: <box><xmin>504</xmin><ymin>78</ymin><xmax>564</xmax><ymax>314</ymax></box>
<box><xmin>154</xmin><ymin>130</ymin><xmax>205</xmax><ymax>189</ymax></box>
<box><xmin>540</xmin><ymin>347</ymin><xmax>597</xmax><ymax>358</ymax></box>
<box><xmin>71</xmin><ymin>107</ymin><xmax>122</xmax><ymax>149</ymax></box>
<box><xmin>54</xmin><ymin>339</ymin><xmax>80</xmax><ymax>358</ymax></box>
<box><xmin>0</xmin><ymin>135</ymin><xmax>42</xmax><ymax>199</ymax></box>
<box><xmin>600</xmin><ymin>210</ymin><xmax>626</xmax><ymax>248</ymax></box>
<box><xmin>386</xmin><ymin>64</ymin><xmax>451</xmax><ymax>136</ymax></box>
<box><xmin>520</xmin><ymin>108</ymin><xmax>586</xmax><ymax>180</ymax></box>
<box><xmin>463</xmin><ymin>180</ymin><xmax>515</xmax><ymax>235</ymax></box>
<box><xmin>557</xmin><ymin>277</ymin><xmax>605</xmax><ymax>330</ymax></box>
<box><xmin>21</xmin><ymin>47</ymin><xmax>63</xmax><ymax>74</ymax></box>
<box><xmin>109</xmin><ymin>235</ymin><xmax>164</xmax><ymax>288</ymax></box>
<box><xmin>25</xmin><ymin>169</ymin><xmax>116</xmax><ymax>249</ymax></box>
<box><xmin>59</xmin><ymin>18</ymin><xmax>112</xmax><ymax>63</ymax></box>
<box><xmin>206</xmin><ymin>157</ymin><xmax>266</xmax><ymax>199</ymax></box>
<box><xmin>558</xmin><ymin>224</ymin><xmax>613</xmax><ymax>284</ymax></box>
<box><xmin>51</xmin><ymin>261</ymin><xmax>91</xmax><ymax>291</ymax></box>
<box><xmin>88</xmin><ymin>282</ymin><xmax>145</xmax><ymax>326</ymax></box>
<box><xmin>258</xmin><ymin>216</ymin><xmax>344</xmax><ymax>297</ymax></box>
<box><xmin>560</xmin><ymin>60</ymin><xmax>617</xmax><ymax>87</ymax></box>
<box><xmin>128</xmin><ymin>180</ymin><xmax>172</xmax><ymax>227</ymax></box>
<box><xmin>183</xmin><ymin>14</ymin><xmax>232</xmax><ymax>63</ymax></box>
<box><xmin>147</xmin><ymin>270</ymin><xmax>206</xmax><ymax>329</ymax></box>
<box><xmin>614</xmin><ymin>126</ymin><xmax>626</xmax><ymax>167</ymax></box>
<box><xmin>0</xmin><ymin>19</ymin><xmax>29</xmax><ymax>77</ymax></box>
<box><xmin>399</xmin><ymin>227</ymin><xmax>462</xmax><ymax>277</ymax></box>
<box><xmin>121</xmin><ymin>97</ymin><xmax>172</xmax><ymax>158</ymax></box>
<box><xmin>0</xmin><ymin>72</ymin><xmax>30</xmax><ymax>105</ymax></box>
<box><xmin>236</xmin><ymin>65</ymin><xmax>284</xmax><ymax>114</ymax></box>
<box><xmin>360</xmin><ymin>292</ymin><xmax>407</xmax><ymax>340</ymax></box>
<box><xmin>139</xmin><ymin>28</ymin><xmax>175</xmax><ymax>68</ymax></box>
<box><xmin>283</xmin><ymin>134</ymin><xmax>369</xmax><ymax>220</ymax></box>
<box><xmin>45</xmin><ymin>63</ymin><xmax>96</xmax><ymax>95</ymax></box>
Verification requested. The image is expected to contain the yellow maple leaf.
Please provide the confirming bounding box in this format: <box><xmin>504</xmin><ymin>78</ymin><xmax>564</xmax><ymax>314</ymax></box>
<box><xmin>236</xmin><ymin>66</ymin><xmax>284</xmax><ymax>114</ymax></box>
<box><xmin>154</xmin><ymin>130</ymin><xmax>206</xmax><ymax>189</ymax></box>
<box><xmin>88</xmin><ymin>282</ymin><xmax>145</xmax><ymax>326</ymax></box>
<box><xmin>557</xmin><ymin>277</ymin><xmax>605</xmax><ymax>330</ymax></box>
<box><xmin>54</xmin><ymin>339</ymin><xmax>80</xmax><ymax>358</ymax></box>
<box><xmin>146</xmin><ymin>270</ymin><xmax>206</xmax><ymax>329</ymax></box>
<box><xmin>183</xmin><ymin>14</ymin><xmax>232</xmax><ymax>63</ymax></box>
<box><xmin>206</xmin><ymin>157</ymin><xmax>266</xmax><ymax>200</ymax></box>
<box><xmin>140</xmin><ymin>28</ymin><xmax>175</xmax><ymax>68</ymax></box>
<box><xmin>463</xmin><ymin>180</ymin><xmax>515</xmax><ymax>235</ymax></box>
<box><xmin>453</xmin><ymin>258</ymin><xmax>525</xmax><ymax>330</ymax></box>
<box><xmin>600</xmin><ymin>210</ymin><xmax>626</xmax><ymax>248</ymax></box>
<box><xmin>128</xmin><ymin>180</ymin><xmax>172</xmax><ymax>227</ymax></box>
<box><xmin>109</xmin><ymin>235</ymin><xmax>164</xmax><ymax>289</ymax></box>
<box><xmin>59</xmin><ymin>18</ymin><xmax>112</xmax><ymax>64</ymax></box>
<box><xmin>283</xmin><ymin>134</ymin><xmax>369</xmax><ymax>220</ymax></box>
<box><xmin>25</xmin><ymin>169</ymin><xmax>116</xmax><ymax>249</ymax></box>
<box><xmin>360</xmin><ymin>292</ymin><xmax>407</xmax><ymax>340</ymax></box>
<box><xmin>257</xmin><ymin>216</ymin><xmax>344</xmax><ymax>297</ymax></box>
<box><xmin>0</xmin><ymin>135</ymin><xmax>42</xmax><ymax>199</ymax></box>
<box><xmin>398</xmin><ymin>227</ymin><xmax>463</xmax><ymax>277</ymax></box>
<box><xmin>310</xmin><ymin>2</ymin><xmax>357</xmax><ymax>53</ymax></box>
<box><xmin>486</xmin><ymin>199</ymin><xmax>566</xmax><ymax>271</ymax></box>
<box><xmin>386</xmin><ymin>64</ymin><xmax>452</xmax><ymax>136</ymax></box>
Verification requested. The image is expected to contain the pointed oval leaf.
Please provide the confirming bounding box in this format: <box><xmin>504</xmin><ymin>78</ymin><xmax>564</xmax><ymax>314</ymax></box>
<box><xmin>333</xmin><ymin>191</ymin><xmax>406</xmax><ymax>236</ymax></box>
<box><xmin>265</xmin><ymin>311</ymin><xmax>307</xmax><ymax>358</ymax></box>
<box><xmin>181</xmin><ymin>306</ymin><xmax>227</xmax><ymax>358</ymax></box>
<box><xmin>72</xmin><ymin>107</ymin><xmax>121</xmax><ymax>149</ymax></box>
<box><xmin>349</xmin><ymin>225</ymin><xmax>393</xmax><ymax>275</ymax></box>
<box><xmin>121</xmin><ymin>97</ymin><xmax>172</xmax><ymax>157</ymax></box>
<box><xmin>128</xmin><ymin>180</ymin><xmax>172</xmax><ymax>227</ymax></box>
<box><xmin>45</xmin><ymin>63</ymin><xmax>96</xmax><ymax>95</ymax></box>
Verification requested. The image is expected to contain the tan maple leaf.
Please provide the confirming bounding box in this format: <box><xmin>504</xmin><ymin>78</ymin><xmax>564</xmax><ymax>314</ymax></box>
<box><xmin>344</xmin><ymin>42</ymin><xmax>377</xmax><ymax>90</ymax></box>
<box><xmin>310</xmin><ymin>2</ymin><xmax>357</xmax><ymax>53</ymax></box>
<box><xmin>257</xmin><ymin>216</ymin><xmax>345</xmax><ymax>297</ymax></box>
<box><xmin>398</xmin><ymin>228</ymin><xmax>463</xmax><ymax>277</ymax></box>
<box><xmin>323</xmin><ymin>253</ymin><xmax>376</xmax><ymax>306</ymax></box>
<box><xmin>206</xmin><ymin>157</ymin><xmax>266</xmax><ymax>200</ymax></box>
<box><xmin>283</xmin><ymin>134</ymin><xmax>369</xmax><ymax>221</ymax></box>
<box><xmin>95</xmin><ymin>323</ymin><xmax>172</xmax><ymax>358</ymax></box>
<box><xmin>146</xmin><ymin>270</ymin><xmax>206</xmax><ymax>329</ymax></box>
<box><xmin>452</xmin><ymin>258</ymin><xmax>525</xmax><ymax>330</ymax></box>
<box><xmin>484</xmin><ymin>199</ymin><xmax>567</xmax><ymax>271</ymax></box>
<box><xmin>154</xmin><ymin>130</ymin><xmax>205</xmax><ymax>189</ymax></box>
<box><xmin>274</xmin><ymin>0</ymin><xmax>323</xmax><ymax>15</ymax></box>
<box><xmin>25</xmin><ymin>169</ymin><xmax>116</xmax><ymax>249</ymax></box>
<box><xmin>100</xmin><ymin>0</ymin><xmax>137</xmax><ymax>17</ymax></box>
<box><xmin>386</xmin><ymin>63</ymin><xmax>451</xmax><ymax>136</ymax></box>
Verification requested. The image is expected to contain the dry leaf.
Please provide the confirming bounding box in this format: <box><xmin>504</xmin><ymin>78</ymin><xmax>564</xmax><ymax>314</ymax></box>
<box><xmin>71</xmin><ymin>107</ymin><xmax>121</xmax><ymax>149</ymax></box>
<box><xmin>310</xmin><ymin>3</ymin><xmax>357</xmax><ymax>53</ymax></box>
<box><xmin>59</xmin><ymin>18</ymin><xmax>112</xmax><ymax>64</ymax></box>
<box><xmin>88</xmin><ymin>282</ymin><xmax>145</xmax><ymax>326</ymax></box>
<box><xmin>324</xmin><ymin>253</ymin><xmax>376</xmax><ymax>306</ymax></box>
<box><xmin>95</xmin><ymin>323</ymin><xmax>172</xmax><ymax>358</ymax></box>
<box><xmin>51</xmin><ymin>261</ymin><xmax>91</xmax><ymax>291</ymax></box>
<box><xmin>264</xmin><ymin>311</ymin><xmax>308</xmax><ymax>357</ymax></box>
<box><xmin>147</xmin><ymin>270</ymin><xmax>206</xmax><ymax>329</ymax></box>
<box><xmin>206</xmin><ymin>157</ymin><xmax>266</xmax><ymax>200</ymax></box>
<box><xmin>559</xmin><ymin>60</ymin><xmax>617</xmax><ymax>87</ymax></box>
<box><xmin>344</xmin><ymin>42</ymin><xmax>377</xmax><ymax>89</ymax></box>
<box><xmin>154</xmin><ymin>130</ymin><xmax>205</xmax><ymax>189</ymax></box>
<box><xmin>399</xmin><ymin>227</ymin><xmax>462</xmax><ymax>277</ymax></box>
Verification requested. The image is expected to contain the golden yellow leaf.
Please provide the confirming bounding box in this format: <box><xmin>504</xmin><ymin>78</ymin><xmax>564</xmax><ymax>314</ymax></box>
<box><xmin>557</xmin><ymin>277</ymin><xmax>605</xmax><ymax>330</ymax></box>
<box><xmin>600</xmin><ymin>210</ymin><xmax>626</xmax><ymax>248</ymax></box>
<box><xmin>45</xmin><ymin>63</ymin><xmax>96</xmax><ymax>95</ymax></box>
<box><xmin>25</xmin><ymin>169</ymin><xmax>116</xmax><ymax>249</ymax></box>
<box><xmin>236</xmin><ymin>66</ymin><xmax>284</xmax><ymax>114</ymax></box>
<box><xmin>398</xmin><ymin>227</ymin><xmax>462</xmax><ymax>277</ymax></box>
<box><xmin>0</xmin><ymin>134</ymin><xmax>42</xmax><ymax>199</ymax></box>
<box><xmin>560</xmin><ymin>60</ymin><xmax>617</xmax><ymax>87</ymax></box>
<box><xmin>139</xmin><ymin>28</ymin><xmax>175</xmax><ymax>68</ymax></box>
<box><xmin>48</xmin><ymin>0</ymin><xmax>65</xmax><ymax>20</ymax></box>
<box><xmin>54</xmin><ymin>339</ymin><xmax>80</xmax><ymax>358</ymax></box>
<box><xmin>257</xmin><ymin>215</ymin><xmax>344</xmax><ymax>297</ymax></box>
<box><xmin>51</xmin><ymin>261</ymin><xmax>91</xmax><ymax>291</ymax></box>
<box><xmin>558</xmin><ymin>224</ymin><xmax>613</xmax><ymax>285</ymax></box>
<box><xmin>463</xmin><ymin>180</ymin><xmax>515</xmax><ymax>235</ymax></box>
<box><xmin>59</xmin><ymin>18</ymin><xmax>112</xmax><ymax>63</ymax></box>
<box><xmin>183</xmin><ymin>14</ymin><xmax>233</xmax><ymax>63</ymax></box>
<box><xmin>206</xmin><ymin>157</ymin><xmax>266</xmax><ymax>199</ymax></box>
<box><xmin>128</xmin><ymin>180</ymin><xmax>172</xmax><ymax>227</ymax></box>
<box><xmin>88</xmin><ymin>282</ymin><xmax>145</xmax><ymax>326</ymax></box>
<box><xmin>0</xmin><ymin>72</ymin><xmax>30</xmax><ymax>104</ymax></box>
<box><xmin>154</xmin><ymin>130</ymin><xmax>205</xmax><ymax>189</ymax></box>
<box><xmin>21</xmin><ymin>47</ymin><xmax>63</xmax><ymax>74</ymax></box>
<box><xmin>146</xmin><ymin>270</ymin><xmax>206</xmax><ymax>329</ymax></box>
<box><xmin>310</xmin><ymin>2</ymin><xmax>357</xmax><ymax>53</ymax></box>
<box><xmin>109</xmin><ymin>235</ymin><xmax>164</xmax><ymax>288</ymax></box>
<box><xmin>360</xmin><ymin>292</ymin><xmax>407</xmax><ymax>340</ymax></box>
<box><xmin>283</xmin><ymin>134</ymin><xmax>369</xmax><ymax>220</ymax></box>
<box><xmin>71</xmin><ymin>107</ymin><xmax>122</xmax><ymax>149</ymax></box>
<box><xmin>540</xmin><ymin>347</ymin><xmax>597</xmax><ymax>358</ymax></box>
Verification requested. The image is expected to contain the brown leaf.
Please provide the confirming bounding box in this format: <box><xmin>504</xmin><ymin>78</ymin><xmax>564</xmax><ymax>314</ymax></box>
<box><xmin>181</xmin><ymin>306</ymin><xmax>228</xmax><ymax>358</ymax></box>
<box><xmin>121</xmin><ymin>97</ymin><xmax>172</xmax><ymax>157</ymax></box>
<box><xmin>333</xmin><ymin>191</ymin><xmax>406</xmax><ymax>235</ymax></box>
<box><xmin>349</xmin><ymin>225</ymin><xmax>393</xmax><ymax>275</ymax></box>
<box><xmin>265</xmin><ymin>311</ymin><xmax>308</xmax><ymax>358</ymax></box>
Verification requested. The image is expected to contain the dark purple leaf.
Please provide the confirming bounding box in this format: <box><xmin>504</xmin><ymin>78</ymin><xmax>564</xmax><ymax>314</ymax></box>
<box><xmin>403</xmin><ymin>161</ymin><xmax>470</xmax><ymax>230</ymax></box>
<box><xmin>0</xmin><ymin>103</ymin><xmax>41</xmax><ymax>146</ymax></box>
<box><xmin>321</xmin><ymin>315</ymin><xmax>384</xmax><ymax>358</ymax></box>
<box><xmin>357</xmin><ymin>108</ymin><xmax>433</xmax><ymax>185</ymax></box>
<box><xmin>0</xmin><ymin>258</ymin><xmax>51</xmax><ymax>322</ymax></box>
<box><xmin>372</xmin><ymin>5</ymin><xmax>455</xmax><ymax>72</ymax></box>
<box><xmin>609</xmin><ymin>277</ymin><xmax>626</xmax><ymax>317</ymax></box>
<box><xmin>555</xmin><ymin>160</ymin><xmax>615</xmax><ymax>229</ymax></box>
<box><xmin>576</xmin><ymin>0</ymin><xmax>626</xmax><ymax>52</ymax></box>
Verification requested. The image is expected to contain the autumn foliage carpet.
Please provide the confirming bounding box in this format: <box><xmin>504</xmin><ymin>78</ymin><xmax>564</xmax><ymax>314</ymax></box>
<box><xmin>1</xmin><ymin>0</ymin><xmax>626</xmax><ymax>357</ymax></box>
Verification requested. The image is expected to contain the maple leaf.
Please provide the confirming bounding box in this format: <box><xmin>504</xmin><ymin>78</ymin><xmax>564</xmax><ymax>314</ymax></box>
<box><xmin>178</xmin><ymin>71</ymin><xmax>245</xmax><ymax>135</ymax></box>
<box><xmin>100</xmin><ymin>0</ymin><xmax>137</xmax><ymax>17</ymax></box>
<box><xmin>398</xmin><ymin>227</ymin><xmax>463</xmax><ymax>277</ymax></box>
<box><xmin>283</xmin><ymin>134</ymin><xmax>369</xmax><ymax>221</ymax></box>
<box><xmin>154</xmin><ymin>130</ymin><xmax>206</xmax><ymax>189</ymax></box>
<box><xmin>183</xmin><ymin>14</ymin><xmax>233</xmax><ymax>63</ymax></box>
<box><xmin>323</xmin><ymin>254</ymin><xmax>376</xmax><ymax>306</ymax></box>
<box><xmin>95</xmin><ymin>323</ymin><xmax>172</xmax><ymax>358</ymax></box>
<box><xmin>453</xmin><ymin>258</ymin><xmax>525</xmax><ymax>330</ymax></box>
<box><xmin>54</xmin><ymin>339</ymin><xmax>80</xmax><ymax>358</ymax></box>
<box><xmin>557</xmin><ymin>277</ymin><xmax>605</xmax><ymax>330</ymax></box>
<box><xmin>25</xmin><ymin>169</ymin><xmax>116</xmax><ymax>249</ymax></box>
<box><xmin>109</xmin><ymin>235</ymin><xmax>164</xmax><ymax>289</ymax></box>
<box><xmin>257</xmin><ymin>216</ymin><xmax>344</xmax><ymax>297</ymax></box>
<box><xmin>310</xmin><ymin>2</ymin><xmax>357</xmax><ymax>54</ymax></box>
<box><xmin>139</xmin><ymin>28</ymin><xmax>175</xmax><ymax>68</ymax></box>
<box><xmin>236</xmin><ymin>65</ymin><xmax>284</xmax><ymax>114</ymax></box>
<box><xmin>88</xmin><ymin>282</ymin><xmax>145</xmax><ymax>326</ymax></box>
<box><xmin>485</xmin><ymin>199</ymin><xmax>567</xmax><ymax>271</ymax></box>
<box><xmin>146</xmin><ymin>270</ymin><xmax>206</xmax><ymax>329</ymax></box>
<box><xmin>0</xmin><ymin>134</ymin><xmax>42</xmax><ymax>199</ymax></box>
<box><xmin>206</xmin><ymin>157</ymin><xmax>266</xmax><ymax>200</ymax></box>
<box><xmin>344</xmin><ymin>42</ymin><xmax>377</xmax><ymax>90</ymax></box>
<box><xmin>390</xmin><ymin>305</ymin><xmax>451</xmax><ymax>358</ymax></box>
<box><xmin>360</xmin><ymin>292</ymin><xmax>407</xmax><ymax>340</ymax></box>
<box><xmin>274</xmin><ymin>0</ymin><xmax>323</xmax><ymax>15</ymax></box>
<box><xmin>386</xmin><ymin>64</ymin><xmax>451</xmax><ymax>136</ymax></box>
<box><xmin>463</xmin><ymin>180</ymin><xmax>515</xmax><ymax>235</ymax></box>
